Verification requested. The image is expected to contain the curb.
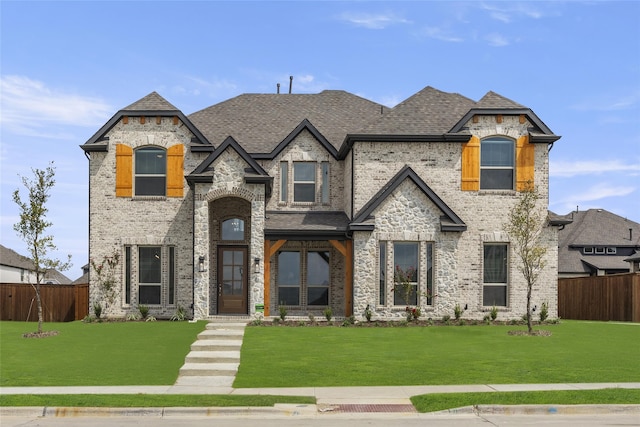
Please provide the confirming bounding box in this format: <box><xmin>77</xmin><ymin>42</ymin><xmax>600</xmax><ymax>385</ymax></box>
<box><xmin>0</xmin><ymin>404</ymin><xmax>318</xmax><ymax>418</ymax></box>
<box><xmin>435</xmin><ymin>404</ymin><xmax>640</xmax><ymax>416</ymax></box>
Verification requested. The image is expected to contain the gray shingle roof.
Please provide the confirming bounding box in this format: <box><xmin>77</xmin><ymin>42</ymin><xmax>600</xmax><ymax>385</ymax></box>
<box><xmin>265</xmin><ymin>211</ymin><xmax>350</xmax><ymax>238</ymax></box>
<box><xmin>558</xmin><ymin>209</ymin><xmax>640</xmax><ymax>274</ymax></box>
<box><xmin>0</xmin><ymin>244</ymin><xmax>72</xmax><ymax>284</ymax></box>
<box><xmin>358</xmin><ymin>86</ymin><xmax>476</xmax><ymax>135</ymax></box>
<box><xmin>123</xmin><ymin>91</ymin><xmax>179</xmax><ymax>111</ymax></box>
<box><xmin>0</xmin><ymin>244</ymin><xmax>33</xmax><ymax>270</ymax></box>
<box><xmin>188</xmin><ymin>91</ymin><xmax>389</xmax><ymax>153</ymax></box>
<box><xmin>475</xmin><ymin>91</ymin><xmax>526</xmax><ymax>109</ymax></box>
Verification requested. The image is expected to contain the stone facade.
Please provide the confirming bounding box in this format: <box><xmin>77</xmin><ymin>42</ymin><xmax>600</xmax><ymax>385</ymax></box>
<box><xmin>83</xmin><ymin>88</ymin><xmax>560</xmax><ymax>321</ymax></box>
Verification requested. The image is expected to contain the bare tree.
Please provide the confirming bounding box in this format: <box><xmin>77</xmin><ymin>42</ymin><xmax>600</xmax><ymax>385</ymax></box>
<box><xmin>13</xmin><ymin>163</ymin><xmax>71</xmax><ymax>334</ymax></box>
<box><xmin>504</xmin><ymin>183</ymin><xmax>547</xmax><ymax>334</ymax></box>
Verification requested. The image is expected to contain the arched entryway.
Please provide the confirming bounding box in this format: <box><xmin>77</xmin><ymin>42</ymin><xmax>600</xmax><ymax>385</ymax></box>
<box><xmin>209</xmin><ymin>197</ymin><xmax>252</xmax><ymax>315</ymax></box>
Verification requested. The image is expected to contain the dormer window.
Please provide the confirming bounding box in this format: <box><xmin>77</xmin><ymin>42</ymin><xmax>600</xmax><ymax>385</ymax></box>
<box><xmin>135</xmin><ymin>147</ymin><xmax>166</xmax><ymax>196</ymax></box>
<box><xmin>480</xmin><ymin>137</ymin><xmax>515</xmax><ymax>190</ymax></box>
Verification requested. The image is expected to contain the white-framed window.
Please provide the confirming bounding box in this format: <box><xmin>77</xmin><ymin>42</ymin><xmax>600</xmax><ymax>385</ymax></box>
<box><xmin>277</xmin><ymin>249</ymin><xmax>331</xmax><ymax>307</ymax></box>
<box><xmin>480</xmin><ymin>137</ymin><xmax>514</xmax><ymax>190</ymax></box>
<box><xmin>483</xmin><ymin>243</ymin><xmax>508</xmax><ymax>307</ymax></box>
<box><xmin>293</xmin><ymin>162</ymin><xmax>316</xmax><ymax>202</ymax></box>
<box><xmin>134</xmin><ymin>146</ymin><xmax>166</xmax><ymax>196</ymax></box>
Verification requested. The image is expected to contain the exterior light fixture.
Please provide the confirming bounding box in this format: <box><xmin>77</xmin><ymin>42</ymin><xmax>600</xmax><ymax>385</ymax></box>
<box><xmin>254</xmin><ymin>257</ymin><xmax>260</xmax><ymax>273</ymax></box>
<box><xmin>198</xmin><ymin>256</ymin><xmax>205</xmax><ymax>273</ymax></box>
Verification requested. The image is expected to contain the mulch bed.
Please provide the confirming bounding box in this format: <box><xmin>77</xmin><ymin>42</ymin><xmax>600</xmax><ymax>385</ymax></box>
<box><xmin>22</xmin><ymin>330</ymin><xmax>59</xmax><ymax>339</ymax></box>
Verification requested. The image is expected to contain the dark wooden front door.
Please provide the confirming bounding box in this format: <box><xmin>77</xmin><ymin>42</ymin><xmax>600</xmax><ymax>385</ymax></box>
<box><xmin>217</xmin><ymin>247</ymin><xmax>247</xmax><ymax>314</ymax></box>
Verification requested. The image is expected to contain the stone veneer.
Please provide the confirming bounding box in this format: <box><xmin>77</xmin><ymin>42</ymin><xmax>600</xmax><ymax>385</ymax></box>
<box><xmin>88</xmin><ymin>112</ymin><xmax>558</xmax><ymax>322</ymax></box>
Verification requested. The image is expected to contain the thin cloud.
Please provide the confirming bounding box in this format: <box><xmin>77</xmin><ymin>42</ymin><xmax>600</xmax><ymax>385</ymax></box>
<box><xmin>0</xmin><ymin>75</ymin><xmax>113</xmax><ymax>136</ymax></box>
<box><xmin>480</xmin><ymin>2</ymin><xmax>546</xmax><ymax>23</ymax></box>
<box><xmin>338</xmin><ymin>11</ymin><xmax>411</xmax><ymax>29</ymax></box>
<box><xmin>419</xmin><ymin>26</ymin><xmax>464</xmax><ymax>43</ymax></box>
<box><xmin>570</xmin><ymin>90</ymin><xmax>640</xmax><ymax>111</ymax></box>
<box><xmin>485</xmin><ymin>33</ymin><xmax>510</xmax><ymax>47</ymax></box>
<box><xmin>550</xmin><ymin>159</ymin><xmax>640</xmax><ymax>177</ymax></box>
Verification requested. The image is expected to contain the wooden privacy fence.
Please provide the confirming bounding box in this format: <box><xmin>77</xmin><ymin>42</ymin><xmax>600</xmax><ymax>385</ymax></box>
<box><xmin>0</xmin><ymin>283</ymin><xmax>89</xmax><ymax>322</ymax></box>
<box><xmin>558</xmin><ymin>273</ymin><xmax>640</xmax><ymax>322</ymax></box>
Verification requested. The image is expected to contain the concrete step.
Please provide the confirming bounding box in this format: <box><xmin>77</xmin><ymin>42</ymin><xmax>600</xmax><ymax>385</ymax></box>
<box><xmin>173</xmin><ymin>375</ymin><xmax>236</xmax><ymax>387</ymax></box>
<box><xmin>190</xmin><ymin>340</ymin><xmax>243</xmax><ymax>352</ymax></box>
<box><xmin>205</xmin><ymin>322</ymin><xmax>248</xmax><ymax>330</ymax></box>
<box><xmin>197</xmin><ymin>329</ymin><xmax>244</xmax><ymax>339</ymax></box>
<box><xmin>185</xmin><ymin>351</ymin><xmax>240</xmax><ymax>363</ymax></box>
<box><xmin>179</xmin><ymin>363</ymin><xmax>239</xmax><ymax>377</ymax></box>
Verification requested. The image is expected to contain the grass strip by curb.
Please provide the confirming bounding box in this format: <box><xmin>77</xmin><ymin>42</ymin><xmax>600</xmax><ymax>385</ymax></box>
<box><xmin>410</xmin><ymin>388</ymin><xmax>640</xmax><ymax>413</ymax></box>
<box><xmin>0</xmin><ymin>394</ymin><xmax>316</xmax><ymax>408</ymax></box>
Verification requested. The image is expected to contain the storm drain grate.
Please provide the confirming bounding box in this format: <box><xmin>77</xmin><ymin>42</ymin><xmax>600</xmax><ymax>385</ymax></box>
<box><xmin>319</xmin><ymin>404</ymin><xmax>417</xmax><ymax>413</ymax></box>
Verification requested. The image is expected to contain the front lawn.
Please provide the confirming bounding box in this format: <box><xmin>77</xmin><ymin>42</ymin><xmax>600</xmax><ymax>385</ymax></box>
<box><xmin>0</xmin><ymin>321</ymin><xmax>206</xmax><ymax>386</ymax></box>
<box><xmin>234</xmin><ymin>321</ymin><xmax>640</xmax><ymax>387</ymax></box>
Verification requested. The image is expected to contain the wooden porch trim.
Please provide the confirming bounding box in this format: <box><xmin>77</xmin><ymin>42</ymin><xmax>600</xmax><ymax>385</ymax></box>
<box><xmin>264</xmin><ymin>239</ymin><xmax>287</xmax><ymax>316</ymax></box>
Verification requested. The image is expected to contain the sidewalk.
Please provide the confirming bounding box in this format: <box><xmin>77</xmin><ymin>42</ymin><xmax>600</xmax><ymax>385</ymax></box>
<box><xmin>2</xmin><ymin>383</ymin><xmax>639</xmax><ymax>418</ymax></box>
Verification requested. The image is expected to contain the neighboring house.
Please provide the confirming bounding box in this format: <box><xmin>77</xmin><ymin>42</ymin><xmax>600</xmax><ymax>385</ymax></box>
<box><xmin>81</xmin><ymin>86</ymin><xmax>562</xmax><ymax>320</ymax></box>
<box><xmin>0</xmin><ymin>244</ymin><xmax>71</xmax><ymax>284</ymax></box>
<box><xmin>557</xmin><ymin>209</ymin><xmax>640</xmax><ymax>278</ymax></box>
<box><xmin>72</xmin><ymin>264</ymin><xmax>90</xmax><ymax>285</ymax></box>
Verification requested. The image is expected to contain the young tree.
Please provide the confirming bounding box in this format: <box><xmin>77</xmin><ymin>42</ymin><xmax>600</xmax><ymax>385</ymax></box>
<box><xmin>504</xmin><ymin>183</ymin><xmax>547</xmax><ymax>334</ymax></box>
<box><xmin>12</xmin><ymin>163</ymin><xmax>71</xmax><ymax>334</ymax></box>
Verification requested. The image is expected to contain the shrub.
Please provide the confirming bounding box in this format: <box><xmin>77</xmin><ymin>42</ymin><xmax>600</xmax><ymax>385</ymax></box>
<box><xmin>490</xmin><ymin>306</ymin><xmax>498</xmax><ymax>321</ymax></box>
<box><xmin>278</xmin><ymin>305</ymin><xmax>287</xmax><ymax>321</ymax></box>
<box><xmin>308</xmin><ymin>314</ymin><xmax>315</xmax><ymax>323</ymax></box>
<box><xmin>364</xmin><ymin>304</ymin><xmax>373</xmax><ymax>322</ymax></box>
<box><xmin>126</xmin><ymin>313</ymin><xmax>141</xmax><ymax>321</ymax></box>
<box><xmin>170</xmin><ymin>305</ymin><xmax>187</xmax><ymax>321</ymax></box>
<box><xmin>93</xmin><ymin>303</ymin><xmax>102</xmax><ymax>319</ymax></box>
<box><xmin>454</xmin><ymin>303</ymin><xmax>463</xmax><ymax>320</ymax></box>
<box><xmin>323</xmin><ymin>307</ymin><xmax>333</xmax><ymax>322</ymax></box>
<box><xmin>138</xmin><ymin>304</ymin><xmax>149</xmax><ymax>319</ymax></box>
<box><xmin>539</xmin><ymin>301</ymin><xmax>549</xmax><ymax>322</ymax></box>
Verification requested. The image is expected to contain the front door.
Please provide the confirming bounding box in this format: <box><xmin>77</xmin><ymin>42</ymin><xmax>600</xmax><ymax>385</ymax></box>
<box><xmin>217</xmin><ymin>247</ymin><xmax>248</xmax><ymax>314</ymax></box>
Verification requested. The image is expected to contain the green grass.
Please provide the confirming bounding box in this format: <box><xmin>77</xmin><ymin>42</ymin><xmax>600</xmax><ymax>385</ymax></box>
<box><xmin>234</xmin><ymin>321</ymin><xmax>640</xmax><ymax>387</ymax></box>
<box><xmin>0</xmin><ymin>394</ymin><xmax>315</xmax><ymax>407</ymax></box>
<box><xmin>0</xmin><ymin>320</ymin><xmax>206</xmax><ymax>386</ymax></box>
<box><xmin>411</xmin><ymin>388</ymin><xmax>640</xmax><ymax>413</ymax></box>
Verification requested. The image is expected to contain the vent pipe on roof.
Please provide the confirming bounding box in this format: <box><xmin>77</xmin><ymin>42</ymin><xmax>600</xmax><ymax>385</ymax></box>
<box><xmin>630</xmin><ymin>228</ymin><xmax>633</xmax><ymax>241</ymax></box>
<box><xmin>289</xmin><ymin>76</ymin><xmax>293</xmax><ymax>94</ymax></box>
<box><xmin>277</xmin><ymin>83</ymin><xmax>280</xmax><ymax>94</ymax></box>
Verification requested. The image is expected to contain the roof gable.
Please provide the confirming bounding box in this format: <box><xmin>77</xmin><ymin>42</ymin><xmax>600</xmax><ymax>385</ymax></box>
<box><xmin>257</xmin><ymin>119</ymin><xmax>339</xmax><ymax>160</ymax></box>
<box><xmin>80</xmin><ymin>92</ymin><xmax>213</xmax><ymax>152</ymax></box>
<box><xmin>351</xmin><ymin>165</ymin><xmax>466</xmax><ymax>232</ymax></box>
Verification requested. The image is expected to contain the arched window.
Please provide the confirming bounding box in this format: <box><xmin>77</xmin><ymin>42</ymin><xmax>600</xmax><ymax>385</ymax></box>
<box><xmin>221</xmin><ymin>218</ymin><xmax>245</xmax><ymax>241</ymax></box>
<box><xmin>135</xmin><ymin>147</ymin><xmax>166</xmax><ymax>196</ymax></box>
<box><xmin>480</xmin><ymin>137</ymin><xmax>514</xmax><ymax>190</ymax></box>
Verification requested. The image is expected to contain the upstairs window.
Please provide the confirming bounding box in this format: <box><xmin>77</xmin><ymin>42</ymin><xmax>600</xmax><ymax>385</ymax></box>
<box><xmin>135</xmin><ymin>147</ymin><xmax>166</xmax><ymax>196</ymax></box>
<box><xmin>480</xmin><ymin>137</ymin><xmax>514</xmax><ymax>190</ymax></box>
<box><xmin>221</xmin><ymin>218</ymin><xmax>245</xmax><ymax>241</ymax></box>
<box><xmin>293</xmin><ymin>162</ymin><xmax>316</xmax><ymax>202</ymax></box>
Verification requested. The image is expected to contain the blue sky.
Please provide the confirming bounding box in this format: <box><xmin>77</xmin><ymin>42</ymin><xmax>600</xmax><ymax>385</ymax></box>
<box><xmin>1</xmin><ymin>1</ymin><xmax>639</xmax><ymax>280</ymax></box>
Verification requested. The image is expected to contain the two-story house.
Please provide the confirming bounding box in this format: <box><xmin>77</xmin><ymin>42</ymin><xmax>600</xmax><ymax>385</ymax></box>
<box><xmin>81</xmin><ymin>85</ymin><xmax>561</xmax><ymax>320</ymax></box>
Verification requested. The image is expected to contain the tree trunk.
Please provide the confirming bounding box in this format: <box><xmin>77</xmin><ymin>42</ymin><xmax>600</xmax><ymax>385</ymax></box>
<box><xmin>36</xmin><ymin>282</ymin><xmax>43</xmax><ymax>334</ymax></box>
<box><xmin>526</xmin><ymin>283</ymin><xmax>533</xmax><ymax>334</ymax></box>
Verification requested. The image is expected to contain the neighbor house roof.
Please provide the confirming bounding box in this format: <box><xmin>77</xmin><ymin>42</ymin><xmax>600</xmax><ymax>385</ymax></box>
<box><xmin>0</xmin><ymin>244</ymin><xmax>72</xmax><ymax>284</ymax></box>
<box><xmin>558</xmin><ymin>209</ymin><xmax>640</xmax><ymax>274</ymax></box>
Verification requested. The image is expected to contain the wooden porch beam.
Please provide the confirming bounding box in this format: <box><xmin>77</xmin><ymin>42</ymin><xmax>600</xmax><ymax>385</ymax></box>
<box><xmin>264</xmin><ymin>240</ymin><xmax>271</xmax><ymax>316</ymax></box>
<box><xmin>329</xmin><ymin>240</ymin><xmax>347</xmax><ymax>257</ymax></box>
<box><xmin>269</xmin><ymin>239</ymin><xmax>287</xmax><ymax>257</ymax></box>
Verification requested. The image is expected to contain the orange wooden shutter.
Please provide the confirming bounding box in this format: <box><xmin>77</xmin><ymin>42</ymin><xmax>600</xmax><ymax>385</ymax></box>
<box><xmin>516</xmin><ymin>135</ymin><xmax>534</xmax><ymax>191</ymax></box>
<box><xmin>115</xmin><ymin>144</ymin><xmax>133</xmax><ymax>197</ymax></box>
<box><xmin>166</xmin><ymin>144</ymin><xmax>184</xmax><ymax>198</ymax></box>
<box><xmin>461</xmin><ymin>136</ymin><xmax>480</xmax><ymax>191</ymax></box>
